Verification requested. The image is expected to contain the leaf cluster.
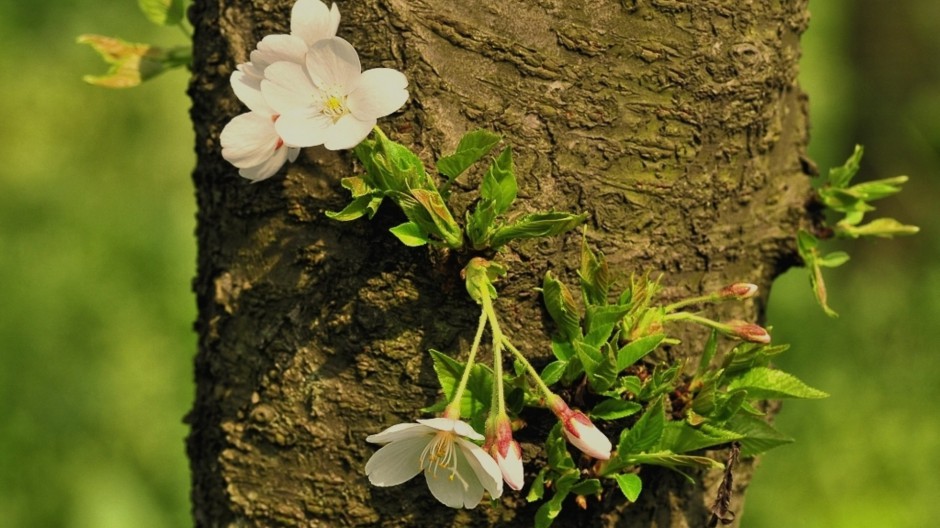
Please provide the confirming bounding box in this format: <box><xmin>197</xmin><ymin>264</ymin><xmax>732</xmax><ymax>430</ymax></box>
<box><xmin>799</xmin><ymin>145</ymin><xmax>918</xmax><ymax>316</ymax></box>
<box><xmin>78</xmin><ymin>0</ymin><xmax>192</xmax><ymax>88</ymax></box>
<box><xmin>332</xmin><ymin>129</ymin><xmax>586</xmax><ymax>252</ymax></box>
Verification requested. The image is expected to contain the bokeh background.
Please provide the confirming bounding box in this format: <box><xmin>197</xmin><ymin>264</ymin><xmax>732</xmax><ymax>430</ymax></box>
<box><xmin>0</xmin><ymin>1</ymin><xmax>936</xmax><ymax>526</ymax></box>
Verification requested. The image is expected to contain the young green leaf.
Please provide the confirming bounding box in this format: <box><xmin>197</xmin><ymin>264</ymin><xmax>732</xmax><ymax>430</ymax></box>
<box><xmin>584</xmin><ymin>304</ymin><xmax>631</xmax><ymax>348</ymax></box>
<box><xmin>825</xmin><ymin>144</ymin><xmax>863</xmax><ymax>189</ymax></box>
<box><xmin>410</xmin><ymin>189</ymin><xmax>463</xmax><ymax>248</ymax></box>
<box><xmin>836</xmin><ymin>217</ymin><xmax>920</xmax><ymax>239</ymax></box>
<box><xmin>658</xmin><ymin>422</ymin><xmax>744</xmax><ymax>454</ymax></box>
<box><xmin>727</xmin><ymin>414</ymin><xmax>795</xmax><ymax>457</ymax></box>
<box><xmin>579</xmin><ymin>236</ymin><xmax>612</xmax><ymax>307</ymax></box>
<box><xmin>541</xmin><ymin>272</ymin><xmax>583</xmax><ymax>342</ymax></box>
<box><xmin>540</xmin><ymin>360</ymin><xmax>568</xmax><ymax>386</ymax></box>
<box><xmin>480</xmin><ymin>147</ymin><xmax>517</xmax><ymax>215</ymax></box>
<box><xmin>389</xmin><ymin>222</ymin><xmax>429</xmax><ymax>247</ymax></box>
<box><xmin>426</xmin><ymin>349</ymin><xmax>493</xmax><ymax>431</ymax></box>
<box><xmin>727</xmin><ymin>367</ymin><xmax>829</xmax><ymax>400</ymax></box>
<box><xmin>590</xmin><ymin>399</ymin><xmax>643</xmax><ymax>421</ymax></box>
<box><xmin>618</xmin><ymin>396</ymin><xmax>665</xmax><ymax>455</ymax></box>
<box><xmin>817</xmin><ymin>251</ymin><xmax>850</xmax><ymax>268</ymax></box>
<box><xmin>616</xmin><ymin>334</ymin><xmax>665</xmax><ymax>371</ymax></box>
<box><xmin>138</xmin><ymin>0</ymin><xmax>185</xmax><ymax>26</ymax></box>
<box><xmin>489</xmin><ymin>212</ymin><xmax>589</xmax><ymax>248</ymax></box>
<box><xmin>612</xmin><ymin>473</ymin><xmax>642</xmax><ymax>502</ymax></box>
<box><xmin>437</xmin><ymin>129</ymin><xmax>502</xmax><ymax>180</ymax></box>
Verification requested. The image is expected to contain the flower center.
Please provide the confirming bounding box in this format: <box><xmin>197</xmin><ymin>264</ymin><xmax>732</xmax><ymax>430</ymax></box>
<box><xmin>320</xmin><ymin>90</ymin><xmax>349</xmax><ymax>123</ymax></box>
<box><xmin>419</xmin><ymin>431</ymin><xmax>469</xmax><ymax>488</ymax></box>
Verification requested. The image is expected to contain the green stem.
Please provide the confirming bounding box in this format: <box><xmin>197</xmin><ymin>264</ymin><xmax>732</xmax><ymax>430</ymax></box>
<box><xmin>664</xmin><ymin>293</ymin><xmax>721</xmax><ymax>313</ymax></box>
<box><xmin>480</xmin><ymin>288</ymin><xmax>506</xmax><ymax>416</ymax></box>
<box><xmin>445</xmin><ymin>309</ymin><xmax>488</xmax><ymax>419</ymax></box>
<box><xmin>664</xmin><ymin>311</ymin><xmax>730</xmax><ymax>332</ymax></box>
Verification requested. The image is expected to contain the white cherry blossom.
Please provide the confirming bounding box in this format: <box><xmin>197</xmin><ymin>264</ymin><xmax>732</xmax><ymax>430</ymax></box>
<box><xmin>365</xmin><ymin>418</ymin><xmax>503</xmax><ymax>509</ymax></box>
<box><xmin>262</xmin><ymin>37</ymin><xmax>408</xmax><ymax>150</ymax></box>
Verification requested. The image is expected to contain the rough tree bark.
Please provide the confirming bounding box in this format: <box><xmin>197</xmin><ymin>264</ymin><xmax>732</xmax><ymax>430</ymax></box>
<box><xmin>187</xmin><ymin>0</ymin><xmax>813</xmax><ymax>526</ymax></box>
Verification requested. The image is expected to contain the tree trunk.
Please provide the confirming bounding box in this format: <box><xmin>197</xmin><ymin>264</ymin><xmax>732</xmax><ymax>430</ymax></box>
<box><xmin>187</xmin><ymin>1</ymin><xmax>812</xmax><ymax>526</ymax></box>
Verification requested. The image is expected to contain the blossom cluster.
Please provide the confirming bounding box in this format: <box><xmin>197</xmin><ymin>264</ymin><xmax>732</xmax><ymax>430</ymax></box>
<box><xmin>366</xmin><ymin>405</ymin><xmax>611</xmax><ymax>509</ymax></box>
<box><xmin>220</xmin><ymin>0</ymin><xmax>408</xmax><ymax>182</ymax></box>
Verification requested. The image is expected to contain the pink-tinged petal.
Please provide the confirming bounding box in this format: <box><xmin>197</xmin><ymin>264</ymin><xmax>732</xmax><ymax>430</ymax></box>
<box><xmin>458</xmin><ymin>438</ymin><xmax>503</xmax><ymax>499</ymax></box>
<box><xmin>365</xmin><ymin>435</ymin><xmax>429</xmax><ymax>487</ymax></box>
<box><xmin>496</xmin><ymin>441</ymin><xmax>524</xmax><ymax>491</ymax></box>
<box><xmin>230</xmin><ymin>71</ymin><xmax>271</xmax><ymax>115</ymax></box>
<box><xmin>238</xmin><ymin>146</ymin><xmax>290</xmax><ymax>182</ymax></box>
<box><xmin>347</xmin><ymin>68</ymin><xmax>409</xmax><ymax>120</ymax></box>
<box><xmin>274</xmin><ymin>111</ymin><xmax>334</xmax><ymax>147</ymax></box>
<box><xmin>366</xmin><ymin>422</ymin><xmax>433</xmax><ymax>445</ymax></box>
<box><xmin>323</xmin><ymin>114</ymin><xmax>374</xmax><ymax>150</ymax></box>
<box><xmin>563</xmin><ymin>413</ymin><xmax>612</xmax><ymax>460</ymax></box>
<box><xmin>261</xmin><ymin>61</ymin><xmax>316</xmax><ymax>115</ymax></box>
<box><xmin>220</xmin><ymin>112</ymin><xmax>280</xmax><ymax>169</ymax></box>
<box><xmin>291</xmin><ymin>0</ymin><xmax>340</xmax><ymax>45</ymax></box>
<box><xmin>305</xmin><ymin>37</ymin><xmax>361</xmax><ymax>91</ymax></box>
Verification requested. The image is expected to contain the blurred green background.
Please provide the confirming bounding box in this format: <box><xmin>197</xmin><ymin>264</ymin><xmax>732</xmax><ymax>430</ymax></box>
<box><xmin>0</xmin><ymin>1</ymin><xmax>936</xmax><ymax>527</ymax></box>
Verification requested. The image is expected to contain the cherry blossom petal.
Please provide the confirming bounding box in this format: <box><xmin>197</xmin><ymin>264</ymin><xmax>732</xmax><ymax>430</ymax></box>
<box><xmin>323</xmin><ymin>114</ymin><xmax>374</xmax><ymax>150</ymax></box>
<box><xmin>291</xmin><ymin>0</ymin><xmax>341</xmax><ymax>45</ymax></box>
<box><xmin>417</xmin><ymin>418</ymin><xmax>485</xmax><ymax>441</ymax></box>
<box><xmin>305</xmin><ymin>37</ymin><xmax>361</xmax><ymax>91</ymax></box>
<box><xmin>347</xmin><ymin>68</ymin><xmax>409</xmax><ymax>120</ymax></box>
<box><xmin>458</xmin><ymin>438</ymin><xmax>503</xmax><ymax>498</ymax></box>
<box><xmin>230</xmin><ymin>71</ymin><xmax>271</xmax><ymax>115</ymax></box>
<box><xmin>274</xmin><ymin>111</ymin><xmax>334</xmax><ymax>147</ymax></box>
<box><xmin>220</xmin><ymin>112</ymin><xmax>280</xmax><ymax>168</ymax></box>
<box><xmin>366</xmin><ymin>422</ymin><xmax>433</xmax><ymax>444</ymax></box>
<box><xmin>424</xmin><ymin>450</ymin><xmax>485</xmax><ymax>509</ymax></box>
<box><xmin>261</xmin><ymin>61</ymin><xmax>317</xmax><ymax>114</ymax></box>
<box><xmin>286</xmin><ymin>146</ymin><xmax>301</xmax><ymax>163</ymax></box>
<box><xmin>238</xmin><ymin>146</ymin><xmax>290</xmax><ymax>182</ymax></box>
<box><xmin>240</xmin><ymin>34</ymin><xmax>308</xmax><ymax>79</ymax></box>
<box><xmin>365</xmin><ymin>434</ymin><xmax>428</xmax><ymax>487</ymax></box>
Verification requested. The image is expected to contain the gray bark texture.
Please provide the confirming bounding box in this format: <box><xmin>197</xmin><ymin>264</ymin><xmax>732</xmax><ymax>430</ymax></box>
<box><xmin>187</xmin><ymin>0</ymin><xmax>813</xmax><ymax>526</ymax></box>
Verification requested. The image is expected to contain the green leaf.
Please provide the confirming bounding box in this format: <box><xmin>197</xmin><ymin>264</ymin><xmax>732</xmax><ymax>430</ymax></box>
<box><xmin>389</xmin><ymin>222</ymin><xmax>429</xmax><ymax>247</ymax></box>
<box><xmin>612</xmin><ymin>473</ymin><xmax>642</xmax><ymax>502</ymax></box>
<box><xmin>551</xmin><ymin>338</ymin><xmax>576</xmax><ymax>362</ymax></box>
<box><xmin>625</xmin><ymin>451</ymin><xmax>724</xmax><ymax>476</ymax></box>
<box><xmin>817</xmin><ymin>251</ymin><xmax>850</xmax><ymax>268</ymax></box>
<box><xmin>728</xmin><ymin>415</ymin><xmax>795</xmax><ymax>457</ymax></box>
<box><xmin>574</xmin><ymin>341</ymin><xmax>617</xmax><ymax>392</ymax></box>
<box><xmin>579</xmin><ymin>236</ymin><xmax>611</xmax><ymax>306</ymax></box>
<box><xmin>541</xmin><ymin>272</ymin><xmax>583</xmax><ymax>342</ymax></box>
<box><xmin>570</xmin><ymin>478</ymin><xmax>601</xmax><ymax>496</ymax></box>
<box><xmin>466</xmin><ymin>202</ymin><xmax>498</xmax><ymax>249</ymax></box>
<box><xmin>426</xmin><ymin>350</ymin><xmax>493</xmax><ymax>430</ymax></box>
<box><xmin>375</xmin><ymin>130</ymin><xmax>431</xmax><ymax>191</ymax></box>
<box><xmin>849</xmin><ymin>175</ymin><xmax>908</xmax><ymax>201</ymax></box>
<box><xmin>540</xmin><ymin>360</ymin><xmax>567</xmax><ymax>386</ymax></box>
<box><xmin>825</xmin><ymin>144</ymin><xmax>864</xmax><ymax>188</ymax></box>
<box><xmin>695</xmin><ymin>330</ymin><xmax>719</xmax><ymax>376</ymax></box>
<box><xmin>836</xmin><ymin>217</ymin><xmax>920</xmax><ymax>239</ymax></box>
<box><xmin>490</xmin><ymin>212</ymin><xmax>589</xmax><ymax>248</ymax></box>
<box><xmin>727</xmin><ymin>367</ymin><xmax>829</xmax><ymax>400</ymax></box>
<box><xmin>616</xmin><ymin>334</ymin><xmax>665</xmax><ymax>371</ymax></box>
<box><xmin>78</xmin><ymin>35</ymin><xmax>187</xmax><ymax>88</ymax></box>
<box><xmin>584</xmin><ymin>304</ymin><xmax>631</xmax><ymax>348</ymax></box>
<box><xmin>437</xmin><ymin>129</ymin><xmax>502</xmax><ymax>180</ymax></box>
<box><xmin>590</xmin><ymin>399</ymin><xmax>642</xmax><ymax>421</ymax></box>
<box><xmin>138</xmin><ymin>0</ymin><xmax>185</xmax><ymax>26</ymax></box>
<box><xmin>326</xmin><ymin>193</ymin><xmax>383</xmax><ymax>221</ymax></box>
<box><xmin>410</xmin><ymin>189</ymin><xmax>463</xmax><ymax>248</ymax></box>
<box><xmin>546</xmin><ymin>423</ymin><xmax>576</xmax><ymax>470</ymax></box>
<box><xmin>658</xmin><ymin>422</ymin><xmax>744</xmax><ymax>454</ymax></box>
<box><xmin>526</xmin><ymin>467</ymin><xmax>548</xmax><ymax>502</ymax></box>
<box><xmin>481</xmin><ymin>147</ymin><xmax>517</xmax><ymax>215</ymax></box>
<box><xmin>618</xmin><ymin>396</ymin><xmax>665</xmax><ymax>455</ymax></box>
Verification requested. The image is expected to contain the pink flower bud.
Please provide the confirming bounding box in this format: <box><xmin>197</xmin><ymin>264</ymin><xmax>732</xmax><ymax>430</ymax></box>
<box><xmin>547</xmin><ymin>397</ymin><xmax>612</xmax><ymax>460</ymax></box>
<box><xmin>728</xmin><ymin>321</ymin><xmax>771</xmax><ymax>344</ymax></box>
<box><xmin>720</xmin><ymin>283</ymin><xmax>759</xmax><ymax>300</ymax></box>
<box><xmin>484</xmin><ymin>416</ymin><xmax>524</xmax><ymax>491</ymax></box>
